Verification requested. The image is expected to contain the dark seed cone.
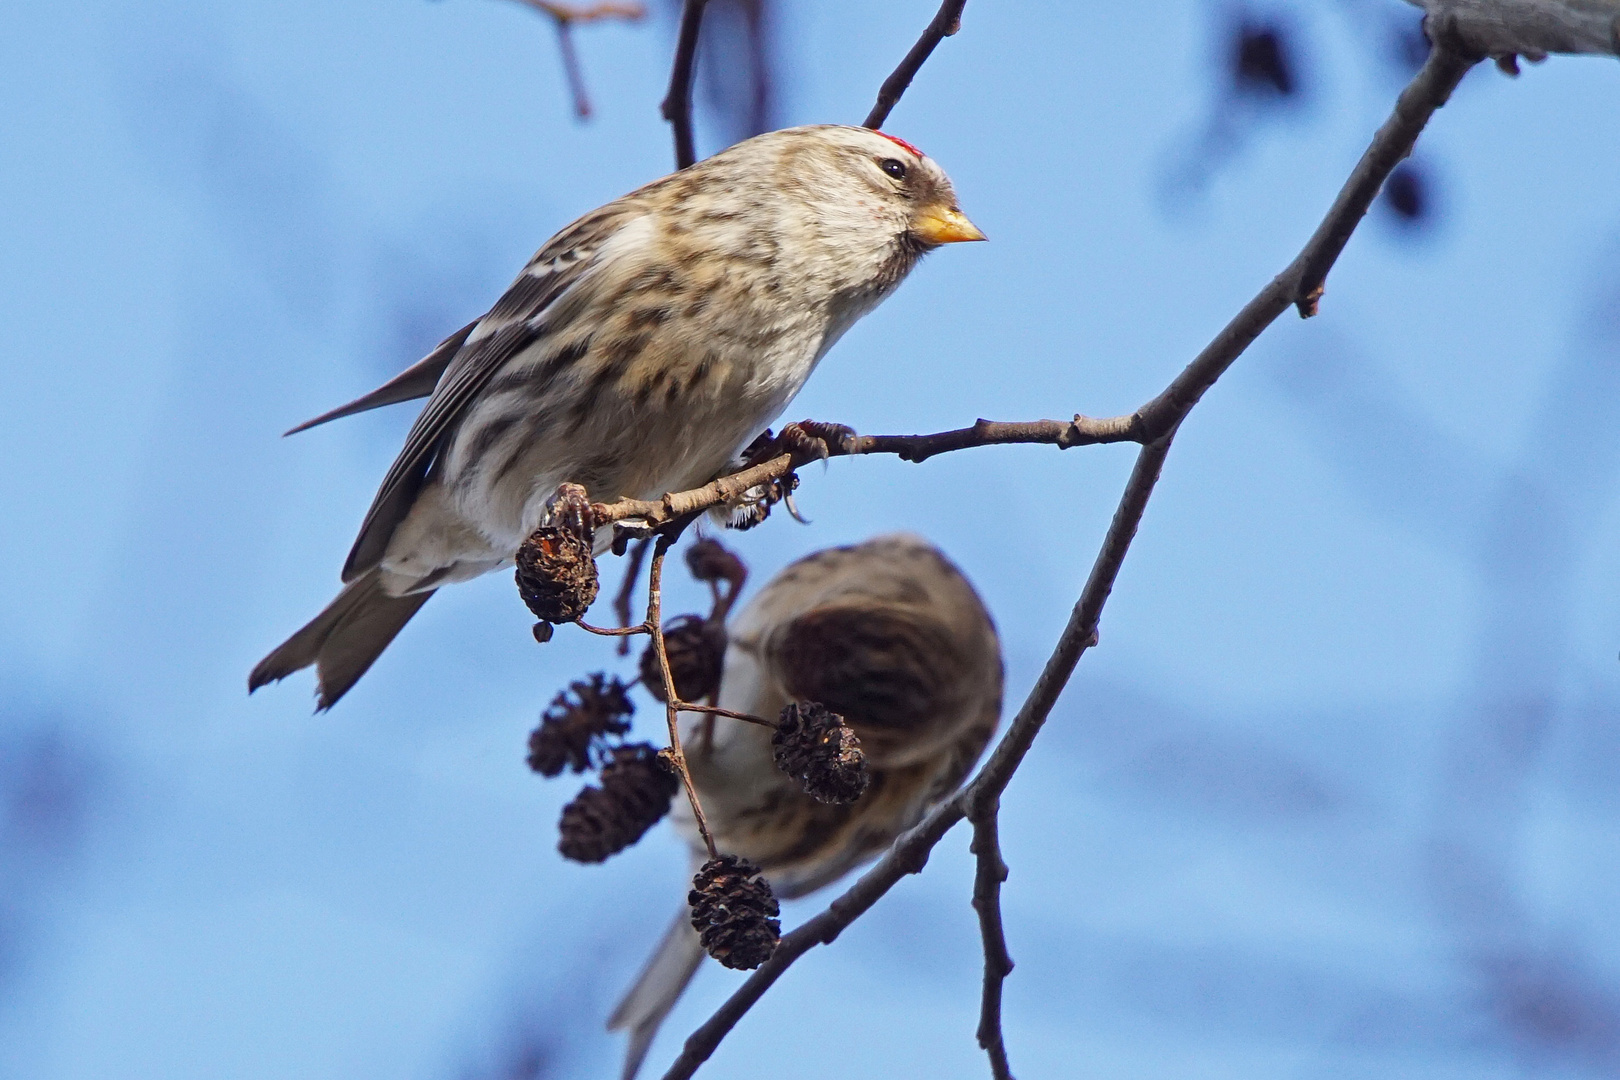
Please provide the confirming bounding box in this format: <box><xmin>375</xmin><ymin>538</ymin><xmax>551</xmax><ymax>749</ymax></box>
<box><xmin>688</xmin><ymin>855</ymin><xmax>781</xmax><ymax>970</ymax></box>
<box><xmin>772</xmin><ymin>701</ymin><xmax>869</xmax><ymax>805</ymax></box>
<box><xmin>557</xmin><ymin>743</ymin><xmax>679</xmax><ymax>863</ymax></box>
<box><xmin>527</xmin><ymin>673</ymin><xmax>634</xmax><ymax>777</ymax></box>
<box><xmin>515</xmin><ymin>526</ymin><xmax>599</xmax><ymax>624</ymax></box>
<box><xmin>639</xmin><ymin>615</ymin><xmax>727</xmax><ymax>703</ymax></box>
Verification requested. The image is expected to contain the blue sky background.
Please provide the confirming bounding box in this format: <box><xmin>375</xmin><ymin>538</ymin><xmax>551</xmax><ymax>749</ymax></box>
<box><xmin>4</xmin><ymin>1</ymin><xmax>1620</xmax><ymax>1077</ymax></box>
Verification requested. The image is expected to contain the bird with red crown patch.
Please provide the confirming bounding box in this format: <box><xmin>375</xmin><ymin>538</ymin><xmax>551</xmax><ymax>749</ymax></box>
<box><xmin>251</xmin><ymin>125</ymin><xmax>984</xmax><ymax>709</ymax></box>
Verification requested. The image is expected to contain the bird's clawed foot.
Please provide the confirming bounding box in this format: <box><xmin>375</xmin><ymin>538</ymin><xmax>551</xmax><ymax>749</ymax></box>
<box><xmin>741</xmin><ymin>420</ymin><xmax>857</xmax><ymax>468</ymax></box>
<box><xmin>779</xmin><ymin>419</ymin><xmax>856</xmax><ymax>463</ymax></box>
<box><xmin>545</xmin><ymin>482</ymin><xmax>600</xmax><ymax>545</ymax></box>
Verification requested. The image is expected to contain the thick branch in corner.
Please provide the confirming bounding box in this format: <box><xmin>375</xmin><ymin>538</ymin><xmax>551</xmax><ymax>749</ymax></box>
<box><xmin>1405</xmin><ymin>0</ymin><xmax>1620</xmax><ymax>59</ymax></box>
<box><xmin>863</xmin><ymin>0</ymin><xmax>968</xmax><ymax>129</ymax></box>
<box><xmin>662</xmin><ymin>0</ymin><xmax>711</xmax><ymax>169</ymax></box>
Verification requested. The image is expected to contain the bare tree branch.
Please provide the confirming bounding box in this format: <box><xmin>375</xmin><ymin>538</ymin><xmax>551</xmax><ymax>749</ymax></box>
<box><xmin>663</xmin><ymin>0</ymin><xmax>711</xmax><ymax>168</ymax></box>
<box><xmin>646</xmin><ymin>535</ymin><xmax>720</xmax><ymax>859</ymax></box>
<box><xmin>863</xmin><ymin>0</ymin><xmax>968</xmax><ymax>129</ymax></box>
<box><xmin>656</xmin><ymin>34</ymin><xmax>1484</xmax><ymax>1079</ymax></box>
<box><xmin>1289</xmin><ymin>32</ymin><xmax>1478</xmax><ymax>315</ymax></box>
<box><xmin>554</xmin><ymin>20</ymin><xmax>591</xmax><ymax>118</ymax></box>
<box><xmin>969</xmin><ymin>806</ymin><xmax>1014</xmax><ymax>1080</ymax></box>
<box><xmin>588</xmin><ymin>42</ymin><xmax>1475</xmax><ymax>550</ymax></box>
<box><xmin>659</xmin><ymin>433</ymin><xmax>1170</xmax><ymax>1080</ymax></box>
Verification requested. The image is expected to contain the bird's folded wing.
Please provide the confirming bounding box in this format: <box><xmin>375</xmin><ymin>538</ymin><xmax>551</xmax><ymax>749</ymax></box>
<box><xmin>339</xmin><ymin>203</ymin><xmax>642</xmax><ymax>581</ymax></box>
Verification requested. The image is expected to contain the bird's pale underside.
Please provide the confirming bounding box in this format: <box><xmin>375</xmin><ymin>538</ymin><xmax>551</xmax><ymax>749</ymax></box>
<box><xmin>249</xmin><ymin>125</ymin><xmax>983</xmax><ymax>709</ymax></box>
<box><xmin>609</xmin><ymin>533</ymin><xmax>1005</xmax><ymax>1080</ymax></box>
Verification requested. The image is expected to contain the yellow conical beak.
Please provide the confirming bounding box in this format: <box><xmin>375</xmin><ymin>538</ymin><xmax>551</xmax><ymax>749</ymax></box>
<box><xmin>911</xmin><ymin>204</ymin><xmax>987</xmax><ymax>245</ymax></box>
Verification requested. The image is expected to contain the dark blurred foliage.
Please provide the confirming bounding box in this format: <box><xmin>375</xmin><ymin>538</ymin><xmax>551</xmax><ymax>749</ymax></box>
<box><xmin>1380</xmin><ymin>159</ymin><xmax>1429</xmax><ymax>227</ymax></box>
<box><xmin>0</xmin><ymin>718</ymin><xmax>97</xmax><ymax>992</ymax></box>
<box><xmin>455</xmin><ymin>1031</ymin><xmax>561</xmax><ymax>1080</ymax></box>
<box><xmin>1159</xmin><ymin>7</ymin><xmax>1308</xmax><ymax>205</ymax></box>
<box><xmin>1167</xmin><ymin>1</ymin><xmax>1439</xmax><ymax>231</ymax></box>
<box><xmin>1231</xmin><ymin>19</ymin><xmax>1298</xmax><ymax>99</ymax></box>
<box><xmin>1</xmin><ymin>729</ymin><xmax>92</xmax><ymax>857</ymax></box>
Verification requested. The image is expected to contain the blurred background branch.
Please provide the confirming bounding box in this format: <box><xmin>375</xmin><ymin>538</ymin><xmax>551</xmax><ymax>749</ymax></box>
<box><xmin>499</xmin><ymin>0</ymin><xmax>648</xmax><ymax>118</ymax></box>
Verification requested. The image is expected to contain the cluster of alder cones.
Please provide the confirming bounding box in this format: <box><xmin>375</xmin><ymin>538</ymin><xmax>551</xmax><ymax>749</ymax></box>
<box><xmin>518</xmin><ymin>529</ymin><xmax>870</xmax><ymax>969</ymax></box>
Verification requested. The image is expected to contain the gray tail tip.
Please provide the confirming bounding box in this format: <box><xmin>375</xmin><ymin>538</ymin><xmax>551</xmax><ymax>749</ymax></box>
<box><xmin>247</xmin><ymin>651</ymin><xmax>294</xmax><ymax>694</ymax></box>
<box><xmin>247</xmin><ymin>665</ymin><xmax>337</xmax><ymax>714</ymax></box>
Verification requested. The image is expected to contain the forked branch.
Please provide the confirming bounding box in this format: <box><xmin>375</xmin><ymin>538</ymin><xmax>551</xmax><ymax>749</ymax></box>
<box><xmin>656</xmin><ymin>30</ymin><xmax>1482</xmax><ymax>1080</ymax></box>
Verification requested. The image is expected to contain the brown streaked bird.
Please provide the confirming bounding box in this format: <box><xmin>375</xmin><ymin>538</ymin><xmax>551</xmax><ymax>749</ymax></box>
<box><xmin>610</xmin><ymin>533</ymin><xmax>1004</xmax><ymax>1079</ymax></box>
<box><xmin>249</xmin><ymin>125</ymin><xmax>983</xmax><ymax>709</ymax></box>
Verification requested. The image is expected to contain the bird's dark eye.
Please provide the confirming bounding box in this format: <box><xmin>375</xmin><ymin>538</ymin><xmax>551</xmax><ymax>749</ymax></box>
<box><xmin>880</xmin><ymin>158</ymin><xmax>908</xmax><ymax>181</ymax></box>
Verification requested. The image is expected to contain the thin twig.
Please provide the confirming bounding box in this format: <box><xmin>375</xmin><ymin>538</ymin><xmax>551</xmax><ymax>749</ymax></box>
<box><xmin>576</xmin><ymin>620</ymin><xmax>650</xmax><ymax>637</ymax></box>
<box><xmin>1290</xmin><ymin>26</ymin><xmax>1478</xmax><ymax>314</ymax></box>
<box><xmin>969</xmin><ymin>807</ymin><xmax>1014</xmax><ymax>1080</ymax></box>
<box><xmin>613</xmin><ymin>536</ymin><xmax>653</xmax><ymax>655</ymax></box>
<box><xmin>659</xmin><ymin>37</ymin><xmax>1480</xmax><ymax>1080</ymax></box>
<box><xmin>863</xmin><ymin>0</ymin><xmax>968</xmax><ymax>129</ymax></box>
<box><xmin>662</xmin><ymin>0</ymin><xmax>711</xmax><ymax>169</ymax></box>
<box><xmin>554</xmin><ymin>20</ymin><xmax>591</xmax><ymax>118</ymax></box>
<box><xmin>648</xmin><ymin>536</ymin><xmax>718</xmax><ymax>859</ymax></box>
<box><xmin>671</xmin><ymin>703</ymin><xmax>775</xmax><ymax>728</ymax></box>
<box><xmin>511</xmin><ymin>0</ymin><xmax>647</xmax><ymax>21</ymax></box>
<box><xmin>501</xmin><ymin>1</ymin><xmax>647</xmax><ymax>119</ymax></box>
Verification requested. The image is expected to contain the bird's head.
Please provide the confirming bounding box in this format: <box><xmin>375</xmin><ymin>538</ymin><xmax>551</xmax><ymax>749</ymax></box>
<box><xmin>688</xmin><ymin>125</ymin><xmax>983</xmax><ymax>293</ymax></box>
<box><xmin>778</xmin><ymin>125</ymin><xmax>984</xmax><ymax>252</ymax></box>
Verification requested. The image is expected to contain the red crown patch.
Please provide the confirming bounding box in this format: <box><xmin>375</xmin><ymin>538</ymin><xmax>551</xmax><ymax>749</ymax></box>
<box><xmin>875</xmin><ymin>131</ymin><xmax>925</xmax><ymax>158</ymax></box>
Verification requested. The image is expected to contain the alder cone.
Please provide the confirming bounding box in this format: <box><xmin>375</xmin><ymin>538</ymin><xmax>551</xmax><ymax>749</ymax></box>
<box><xmin>526</xmin><ymin>673</ymin><xmax>635</xmax><ymax>777</ymax></box>
<box><xmin>771</xmin><ymin>701</ymin><xmax>870</xmax><ymax>805</ymax></box>
<box><xmin>640</xmin><ymin>615</ymin><xmax>726</xmax><ymax>703</ymax></box>
<box><xmin>515</xmin><ymin>526</ymin><xmax>599</xmax><ymax>624</ymax></box>
<box><xmin>688</xmin><ymin>854</ymin><xmax>781</xmax><ymax>970</ymax></box>
<box><xmin>557</xmin><ymin>743</ymin><xmax>679</xmax><ymax>863</ymax></box>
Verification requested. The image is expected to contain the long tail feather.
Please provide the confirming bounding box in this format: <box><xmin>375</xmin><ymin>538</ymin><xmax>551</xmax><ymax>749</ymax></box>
<box><xmin>608</xmin><ymin>907</ymin><xmax>707</xmax><ymax>1080</ymax></box>
<box><xmin>249</xmin><ymin>570</ymin><xmax>433</xmax><ymax>710</ymax></box>
<box><xmin>283</xmin><ymin>320</ymin><xmax>474</xmax><ymax>436</ymax></box>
